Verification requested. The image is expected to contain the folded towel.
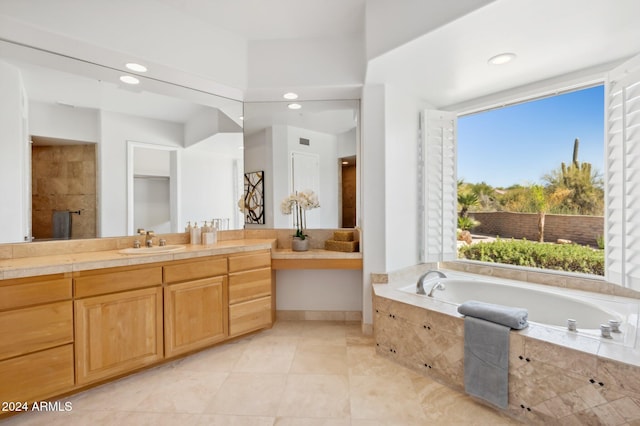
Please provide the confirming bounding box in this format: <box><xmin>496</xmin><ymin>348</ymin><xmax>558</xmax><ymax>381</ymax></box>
<box><xmin>52</xmin><ymin>210</ymin><xmax>71</xmax><ymax>239</ymax></box>
<box><xmin>464</xmin><ymin>316</ymin><xmax>510</xmax><ymax>409</ymax></box>
<box><xmin>458</xmin><ymin>300</ymin><xmax>528</xmax><ymax>330</ymax></box>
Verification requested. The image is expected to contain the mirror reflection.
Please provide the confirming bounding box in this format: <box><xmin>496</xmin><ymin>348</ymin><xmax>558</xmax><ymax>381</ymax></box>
<box><xmin>243</xmin><ymin>100</ymin><xmax>359</xmax><ymax>229</ymax></box>
<box><xmin>0</xmin><ymin>40</ymin><xmax>244</xmax><ymax>244</ymax></box>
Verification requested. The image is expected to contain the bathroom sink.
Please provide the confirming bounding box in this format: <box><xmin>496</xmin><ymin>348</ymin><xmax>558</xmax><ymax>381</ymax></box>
<box><xmin>119</xmin><ymin>245</ymin><xmax>186</xmax><ymax>255</ymax></box>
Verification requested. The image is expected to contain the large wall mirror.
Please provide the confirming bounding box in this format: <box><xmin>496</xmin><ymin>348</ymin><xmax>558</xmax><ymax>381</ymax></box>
<box><xmin>243</xmin><ymin>100</ymin><xmax>359</xmax><ymax>229</ymax></box>
<box><xmin>0</xmin><ymin>39</ymin><xmax>244</xmax><ymax>244</ymax></box>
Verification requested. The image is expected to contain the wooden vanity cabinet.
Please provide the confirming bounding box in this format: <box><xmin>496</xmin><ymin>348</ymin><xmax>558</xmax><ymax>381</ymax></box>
<box><xmin>0</xmin><ymin>274</ymin><xmax>74</xmax><ymax>405</ymax></box>
<box><xmin>228</xmin><ymin>250</ymin><xmax>274</xmax><ymax>337</ymax></box>
<box><xmin>163</xmin><ymin>256</ymin><xmax>228</xmax><ymax>358</ymax></box>
<box><xmin>73</xmin><ymin>265</ymin><xmax>164</xmax><ymax>385</ymax></box>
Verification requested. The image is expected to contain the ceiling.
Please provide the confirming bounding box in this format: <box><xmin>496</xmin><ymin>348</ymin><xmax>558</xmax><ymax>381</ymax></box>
<box><xmin>243</xmin><ymin>100</ymin><xmax>359</xmax><ymax>137</ymax></box>
<box><xmin>366</xmin><ymin>0</ymin><xmax>640</xmax><ymax>108</ymax></box>
<box><xmin>1</xmin><ymin>0</ymin><xmax>639</xmax><ymax>108</ymax></box>
<box><xmin>156</xmin><ymin>0</ymin><xmax>366</xmax><ymax>41</ymax></box>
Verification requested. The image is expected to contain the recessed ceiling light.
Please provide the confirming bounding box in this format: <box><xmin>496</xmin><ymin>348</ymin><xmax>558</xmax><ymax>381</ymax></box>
<box><xmin>488</xmin><ymin>52</ymin><xmax>516</xmax><ymax>65</ymax></box>
<box><xmin>239</xmin><ymin>116</ymin><xmax>244</xmax><ymax>121</ymax></box>
<box><xmin>283</xmin><ymin>92</ymin><xmax>298</xmax><ymax>100</ymax></box>
<box><xmin>288</xmin><ymin>103</ymin><xmax>302</xmax><ymax>110</ymax></box>
<box><xmin>342</xmin><ymin>161</ymin><xmax>349</xmax><ymax>165</ymax></box>
<box><xmin>119</xmin><ymin>75</ymin><xmax>140</xmax><ymax>85</ymax></box>
<box><xmin>125</xmin><ymin>62</ymin><xmax>148</xmax><ymax>72</ymax></box>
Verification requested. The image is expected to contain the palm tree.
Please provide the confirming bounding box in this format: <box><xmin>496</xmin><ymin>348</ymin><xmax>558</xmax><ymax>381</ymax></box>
<box><xmin>530</xmin><ymin>185</ymin><xmax>571</xmax><ymax>242</ymax></box>
<box><xmin>458</xmin><ymin>192</ymin><xmax>479</xmax><ymax>218</ymax></box>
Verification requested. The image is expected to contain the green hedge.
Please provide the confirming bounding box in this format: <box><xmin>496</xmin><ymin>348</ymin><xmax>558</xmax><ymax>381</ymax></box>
<box><xmin>458</xmin><ymin>238</ymin><xmax>604</xmax><ymax>276</ymax></box>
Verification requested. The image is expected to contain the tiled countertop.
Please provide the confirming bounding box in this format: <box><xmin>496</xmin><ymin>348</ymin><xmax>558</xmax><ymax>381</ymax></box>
<box><xmin>0</xmin><ymin>239</ymin><xmax>276</xmax><ymax>280</ymax></box>
<box><xmin>0</xmin><ymin>240</ymin><xmax>365</xmax><ymax>280</ymax></box>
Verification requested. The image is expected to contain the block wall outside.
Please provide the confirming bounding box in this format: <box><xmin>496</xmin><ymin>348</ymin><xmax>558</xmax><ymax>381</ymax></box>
<box><xmin>469</xmin><ymin>212</ymin><xmax>604</xmax><ymax>246</ymax></box>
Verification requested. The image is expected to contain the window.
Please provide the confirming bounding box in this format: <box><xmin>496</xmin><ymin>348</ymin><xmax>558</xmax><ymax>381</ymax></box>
<box><xmin>421</xmin><ymin>53</ymin><xmax>640</xmax><ymax>291</ymax></box>
<box><xmin>455</xmin><ymin>85</ymin><xmax>605</xmax><ymax>276</ymax></box>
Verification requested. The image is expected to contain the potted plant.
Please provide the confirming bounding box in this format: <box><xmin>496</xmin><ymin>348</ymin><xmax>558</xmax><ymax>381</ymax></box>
<box><xmin>281</xmin><ymin>190</ymin><xmax>320</xmax><ymax>251</ymax></box>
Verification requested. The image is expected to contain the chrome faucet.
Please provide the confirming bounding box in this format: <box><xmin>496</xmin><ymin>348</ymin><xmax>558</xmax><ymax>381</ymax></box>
<box><xmin>416</xmin><ymin>270</ymin><xmax>447</xmax><ymax>296</ymax></box>
<box><xmin>427</xmin><ymin>281</ymin><xmax>446</xmax><ymax>297</ymax></box>
<box><xmin>145</xmin><ymin>231</ymin><xmax>155</xmax><ymax>247</ymax></box>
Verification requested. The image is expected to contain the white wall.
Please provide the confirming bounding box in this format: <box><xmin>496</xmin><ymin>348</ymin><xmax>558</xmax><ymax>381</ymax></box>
<box><xmin>133</xmin><ymin>147</ymin><xmax>170</xmax><ymax>177</ymax></box>
<box><xmin>285</xmin><ymin>126</ymin><xmax>339</xmax><ymax>229</ymax></box>
<box><xmin>276</xmin><ymin>270</ymin><xmax>363</xmax><ymax>312</ymax></box>
<box><xmin>29</xmin><ymin>102</ymin><xmax>99</xmax><ymax>143</ymax></box>
<box><xmin>100</xmin><ymin>111</ymin><xmax>183</xmax><ymax>237</ymax></box>
<box><xmin>244</xmin><ymin>129</ymin><xmax>274</xmax><ymax>228</ymax></box>
<box><xmin>134</xmin><ymin>177</ymin><xmax>171</xmax><ymax>233</ymax></box>
<box><xmin>337</xmin><ymin>128</ymin><xmax>357</xmax><ymax>158</ymax></box>
<box><xmin>181</xmin><ymin>147</ymin><xmax>237</xmax><ymax>227</ymax></box>
<box><xmin>360</xmin><ymin>84</ymin><xmax>387</xmax><ymax>326</ymax></box>
<box><xmin>0</xmin><ymin>61</ymin><xmax>28</xmax><ymax>243</ymax></box>
<box><xmin>384</xmin><ymin>85</ymin><xmax>432</xmax><ymax>271</ymax></box>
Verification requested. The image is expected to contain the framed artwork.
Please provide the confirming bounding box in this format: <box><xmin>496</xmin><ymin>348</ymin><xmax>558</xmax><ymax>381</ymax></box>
<box><xmin>243</xmin><ymin>171</ymin><xmax>265</xmax><ymax>224</ymax></box>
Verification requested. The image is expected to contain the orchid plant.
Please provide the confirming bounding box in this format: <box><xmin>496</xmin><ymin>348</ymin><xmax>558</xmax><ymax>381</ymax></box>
<box><xmin>280</xmin><ymin>190</ymin><xmax>320</xmax><ymax>240</ymax></box>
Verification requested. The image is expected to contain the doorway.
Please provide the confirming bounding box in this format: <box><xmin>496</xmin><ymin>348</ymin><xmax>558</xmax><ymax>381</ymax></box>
<box><xmin>127</xmin><ymin>142</ymin><xmax>179</xmax><ymax>235</ymax></box>
<box><xmin>31</xmin><ymin>137</ymin><xmax>97</xmax><ymax>240</ymax></box>
<box><xmin>340</xmin><ymin>156</ymin><xmax>356</xmax><ymax>228</ymax></box>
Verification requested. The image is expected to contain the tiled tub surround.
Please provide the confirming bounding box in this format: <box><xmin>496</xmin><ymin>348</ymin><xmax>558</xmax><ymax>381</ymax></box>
<box><xmin>374</xmin><ymin>268</ymin><xmax>640</xmax><ymax>425</ymax></box>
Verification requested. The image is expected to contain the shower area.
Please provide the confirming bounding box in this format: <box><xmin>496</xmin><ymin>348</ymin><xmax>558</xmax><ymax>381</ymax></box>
<box><xmin>31</xmin><ymin>139</ymin><xmax>97</xmax><ymax>240</ymax></box>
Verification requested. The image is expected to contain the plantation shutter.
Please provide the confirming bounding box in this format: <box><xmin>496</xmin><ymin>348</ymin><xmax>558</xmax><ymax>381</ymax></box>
<box><xmin>605</xmin><ymin>53</ymin><xmax>640</xmax><ymax>289</ymax></box>
<box><xmin>419</xmin><ymin>110</ymin><xmax>458</xmax><ymax>262</ymax></box>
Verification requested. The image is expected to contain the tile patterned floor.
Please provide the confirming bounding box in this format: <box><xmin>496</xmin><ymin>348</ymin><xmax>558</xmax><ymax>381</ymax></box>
<box><xmin>1</xmin><ymin>321</ymin><xmax>519</xmax><ymax>425</ymax></box>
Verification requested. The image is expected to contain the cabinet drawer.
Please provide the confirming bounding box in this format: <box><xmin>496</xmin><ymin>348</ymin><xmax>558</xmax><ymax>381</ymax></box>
<box><xmin>0</xmin><ymin>275</ymin><xmax>72</xmax><ymax>311</ymax></box>
<box><xmin>0</xmin><ymin>301</ymin><xmax>73</xmax><ymax>360</ymax></box>
<box><xmin>229</xmin><ymin>296</ymin><xmax>272</xmax><ymax>337</ymax></box>
<box><xmin>0</xmin><ymin>344</ymin><xmax>74</xmax><ymax>403</ymax></box>
<box><xmin>228</xmin><ymin>250</ymin><xmax>271</xmax><ymax>273</ymax></box>
<box><xmin>228</xmin><ymin>268</ymin><xmax>271</xmax><ymax>304</ymax></box>
<box><xmin>164</xmin><ymin>257</ymin><xmax>227</xmax><ymax>284</ymax></box>
<box><xmin>74</xmin><ymin>266</ymin><xmax>163</xmax><ymax>298</ymax></box>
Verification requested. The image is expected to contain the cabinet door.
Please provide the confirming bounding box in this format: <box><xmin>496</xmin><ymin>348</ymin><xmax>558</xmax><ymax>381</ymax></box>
<box><xmin>164</xmin><ymin>276</ymin><xmax>228</xmax><ymax>358</ymax></box>
<box><xmin>75</xmin><ymin>287</ymin><xmax>163</xmax><ymax>385</ymax></box>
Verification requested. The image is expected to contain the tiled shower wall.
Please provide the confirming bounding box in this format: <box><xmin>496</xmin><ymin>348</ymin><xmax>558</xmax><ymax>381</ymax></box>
<box><xmin>374</xmin><ymin>296</ymin><xmax>640</xmax><ymax>425</ymax></box>
<box><xmin>31</xmin><ymin>144</ymin><xmax>97</xmax><ymax>240</ymax></box>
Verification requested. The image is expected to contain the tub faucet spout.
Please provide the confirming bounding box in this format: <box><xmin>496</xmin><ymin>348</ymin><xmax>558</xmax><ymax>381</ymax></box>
<box><xmin>427</xmin><ymin>281</ymin><xmax>446</xmax><ymax>297</ymax></box>
<box><xmin>416</xmin><ymin>270</ymin><xmax>447</xmax><ymax>295</ymax></box>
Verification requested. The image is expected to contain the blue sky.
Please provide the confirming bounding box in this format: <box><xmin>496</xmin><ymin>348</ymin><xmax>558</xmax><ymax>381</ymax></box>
<box><xmin>457</xmin><ymin>85</ymin><xmax>604</xmax><ymax>188</ymax></box>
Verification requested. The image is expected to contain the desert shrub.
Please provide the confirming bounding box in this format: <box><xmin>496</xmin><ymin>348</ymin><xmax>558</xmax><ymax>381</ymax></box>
<box><xmin>457</xmin><ymin>216</ymin><xmax>480</xmax><ymax>231</ymax></box>
<box><xmin>458</xmin><ymin>238</ymin><xmax>604</xmax><ymax>275</ymax></box>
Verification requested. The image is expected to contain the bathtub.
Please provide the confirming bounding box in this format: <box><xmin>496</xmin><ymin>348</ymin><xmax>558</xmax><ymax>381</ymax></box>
<box><xmin>398</xmin><ymin>271</ymin><xmax>639</xmax><ymax>347</ymax></box>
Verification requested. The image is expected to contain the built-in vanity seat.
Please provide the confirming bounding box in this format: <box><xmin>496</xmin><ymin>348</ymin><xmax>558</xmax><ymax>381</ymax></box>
<box><xmin>0</xmin><ymin>238</ymin><xmax>362</xmax><ymax>419</ymax></box>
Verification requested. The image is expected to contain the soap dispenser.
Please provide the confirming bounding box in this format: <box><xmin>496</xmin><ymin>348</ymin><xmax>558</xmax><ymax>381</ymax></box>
<box><xmin>202</xmin><ymin>221</ymin><xmax>216</xmax><ymax>245</ymax></box>
<box><xmin>190</xmin><ymin>221</ymin><xmax>201</xmax><ymax>245</ymax></box>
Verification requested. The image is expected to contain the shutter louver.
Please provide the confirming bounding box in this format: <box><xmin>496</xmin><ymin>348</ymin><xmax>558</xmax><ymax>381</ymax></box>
<box><xmin>606</xmin><ymin>54</ymin><xmax>640</xmax><ymax>290</ymax></box>
<box><xmin>419</xmin><ymin>110</ymin><xmax>457</xmax><ymax>263</ymax></box>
